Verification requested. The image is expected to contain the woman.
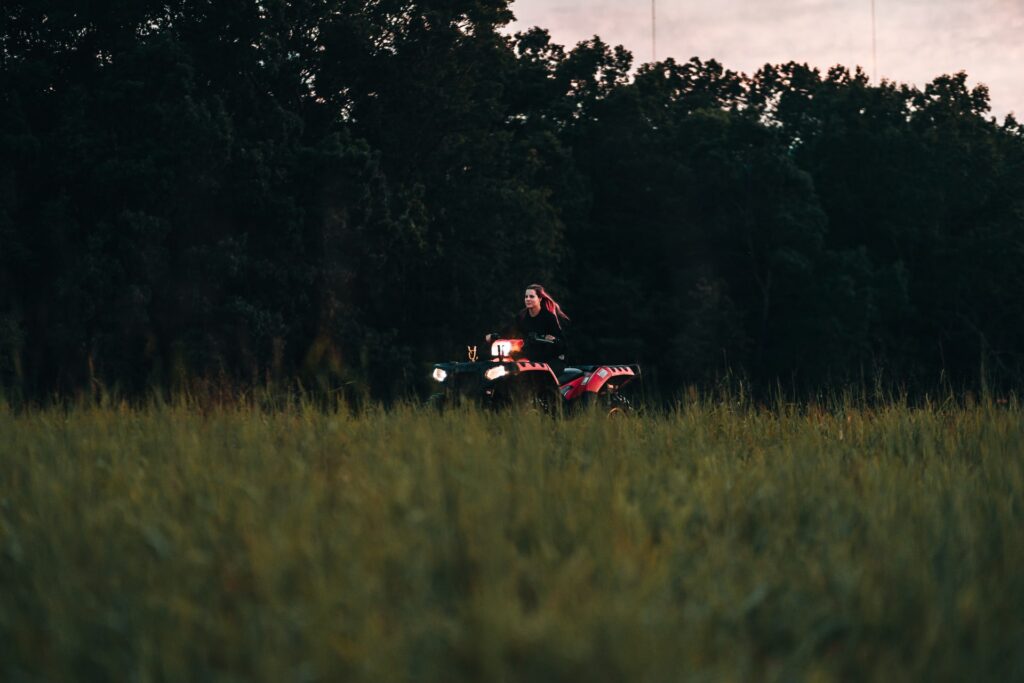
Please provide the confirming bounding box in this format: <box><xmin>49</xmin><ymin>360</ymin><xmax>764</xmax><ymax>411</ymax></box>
<box><xmin>487</xmin><ymin>284</ymin><xmax>569</xmax><ymax>363</ymax></box>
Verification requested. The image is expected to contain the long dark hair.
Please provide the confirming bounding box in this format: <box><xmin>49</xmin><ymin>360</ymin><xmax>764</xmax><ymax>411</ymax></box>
<box><xmin>525</xmin><ymin>283</ymin><xmax>569</xmax><ymax>329</ymax></box>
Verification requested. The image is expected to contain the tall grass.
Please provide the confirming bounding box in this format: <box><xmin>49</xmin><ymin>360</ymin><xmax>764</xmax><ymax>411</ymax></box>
<box><xmin>1</xmin><ymin>398</ymin><xmax>1022</xmax><ymax>681</ymax></box>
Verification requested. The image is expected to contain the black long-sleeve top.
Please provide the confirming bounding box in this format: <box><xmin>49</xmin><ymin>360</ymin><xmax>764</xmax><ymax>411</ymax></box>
<box><xmin>504</xmin><ymin>308</ymin><xmax>567</xmax><ymax>362</ymax></box>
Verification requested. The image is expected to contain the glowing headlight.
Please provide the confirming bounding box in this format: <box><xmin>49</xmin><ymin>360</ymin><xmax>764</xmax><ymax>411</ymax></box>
<box><xmin>432</xmin><ymin>368</ymin><xmax>447</xmax><ymax>382</ymax></box>
<box><xmin>491</xmin><ymin>340</ymin><xmax>512</xmax><ymax>357</ymax></box>
<box><xmin>484</xmin><ymin>365</ymin><xmax>508</xmax><ymax>381</ymax></box>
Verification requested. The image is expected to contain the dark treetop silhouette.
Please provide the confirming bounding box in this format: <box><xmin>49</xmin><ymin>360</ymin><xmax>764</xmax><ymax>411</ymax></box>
<box><xmin>2</xmin><ymin>1</ymin><xmax>1023</xmax><ymax>400</ymax></box>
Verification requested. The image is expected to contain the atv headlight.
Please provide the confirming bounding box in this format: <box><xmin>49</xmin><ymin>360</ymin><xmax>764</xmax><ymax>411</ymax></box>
<box><xmin>484</xmin><ymin>365</ymin><xmax>508</xmax><ymax>381</ymax></box>
<box><xmin>432</xmin><ymin>368</ymin><xmax>447</xmax><ymax>382</ymax></box>
<box><xmin>490</xmin><ymin>339</ymin><xmax>523</xmax><ymax>358</ymax></box>
<box><xmin>491</xmin><ymin>340</ymin><xmax>512</xmax><ymax>358</ymax></box>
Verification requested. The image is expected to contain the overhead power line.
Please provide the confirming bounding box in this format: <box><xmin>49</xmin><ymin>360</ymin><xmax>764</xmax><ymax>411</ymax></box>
<box><xmin>651</xmin><ymin>0</ymin><xmax>657</xmax><ymax>63</ymax></box>
<box><xmin>871</xmin><ymin>0</ymin><xmax>878</xmax><ymax>81</ymax></box>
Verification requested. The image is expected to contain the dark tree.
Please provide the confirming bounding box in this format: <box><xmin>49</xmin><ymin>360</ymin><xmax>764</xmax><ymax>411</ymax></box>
<box><xmin>3</xmin><ymin>3</ymin><xmax>1023</xmax><ymax>400</ymax></box>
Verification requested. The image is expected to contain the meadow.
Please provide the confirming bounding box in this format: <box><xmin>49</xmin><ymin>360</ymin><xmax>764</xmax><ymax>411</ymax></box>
<box><xmin>1</xmin><ymin>397</ymin><xmax>1022</xmax><ymax>681</ymax></box>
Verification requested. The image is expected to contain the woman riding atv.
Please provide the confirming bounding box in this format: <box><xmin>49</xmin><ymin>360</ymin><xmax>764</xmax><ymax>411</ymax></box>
<box><xmin>486</xmin><ymin>284</ymin><xmax>569</xmax><ymax>366</ymax></box>
<box><xmin>430</xmin><ymin>283</ymin><xmax>639</xmax><ymax>414</ymax></box>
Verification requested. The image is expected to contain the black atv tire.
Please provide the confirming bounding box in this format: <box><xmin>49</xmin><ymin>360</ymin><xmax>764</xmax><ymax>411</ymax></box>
<box><xmin>581</xmin><ymin>389</ymin><xmax>633</xmax><ymax>417</ymax></box>
<box><xmin>500</xmin><ymin>375</ymin><xmax>561</xmax><ymax>416</ymax></box>
<box><xmin>532</xmin><ymin>384</ymin><xmax>563</xmax><ymax>417</ymax></box>
<box><xmin>603</xmin><ymin>391</ymin><xmax>632</xmax><ymax>417</ymax></box>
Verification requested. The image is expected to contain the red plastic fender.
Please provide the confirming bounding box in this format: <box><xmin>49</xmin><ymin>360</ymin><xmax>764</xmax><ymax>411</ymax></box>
<box><xmin>582</xmin><ymin>366</ymin><xmax>636</xmax><ymax>394</ymax></box>
<box><xmin>515</xmin><ymin>361</ymin><xmax>560</xmax><ymax>386</ymax></box>
<box><xmin>560</xmin><ymin>375</ymin><xmax>587</xmax><ymax>400</ymax></box>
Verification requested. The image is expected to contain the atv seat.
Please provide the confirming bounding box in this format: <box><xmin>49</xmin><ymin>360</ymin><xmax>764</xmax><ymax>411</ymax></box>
<box><xmin>557</xmin><ymin>367</ymin><xmax>584</xmax><ymax>385</ymax></box>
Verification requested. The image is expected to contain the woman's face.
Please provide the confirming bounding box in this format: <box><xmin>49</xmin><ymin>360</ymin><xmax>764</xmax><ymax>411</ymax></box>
<box><xmin>524</xmin><ymin>289</ymin><xmax>541</xmax><ymax>314</ymax></box>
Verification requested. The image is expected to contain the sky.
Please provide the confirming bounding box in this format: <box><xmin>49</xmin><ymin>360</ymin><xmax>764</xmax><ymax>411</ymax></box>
<box><xmin>506</xmin><ymin>0</ymin><xmax>1023</xmax><ymax>121</ymax></box>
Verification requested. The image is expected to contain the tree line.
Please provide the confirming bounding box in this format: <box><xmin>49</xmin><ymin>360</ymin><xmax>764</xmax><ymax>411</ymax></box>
<box><xmin>3</xmin><ymin>0</ymin><xmax>1023</xmax><ymax>401</ymax></box>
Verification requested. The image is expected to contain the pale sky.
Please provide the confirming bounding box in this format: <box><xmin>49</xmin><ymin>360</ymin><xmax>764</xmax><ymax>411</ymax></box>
<box><xmin>507</xmin><ymin>0</ymin><xmax>1023</xmax><ymax>121</ymax></box>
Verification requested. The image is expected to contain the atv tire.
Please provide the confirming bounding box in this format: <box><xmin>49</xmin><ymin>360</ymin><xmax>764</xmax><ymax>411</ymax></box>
<box><xmin>603</xmin><ymin>392</ymin><xmax>632</xmax><ymax>417</ymax></box>
<box><xmin>581</xmin><ymin>389</ymin><xmax>633</xmax><ymax>417</ymax></box>
<box><xmin>532</xmin><ymin>385</ymin><xmax>563</xmax><ymax>417</ymax></box>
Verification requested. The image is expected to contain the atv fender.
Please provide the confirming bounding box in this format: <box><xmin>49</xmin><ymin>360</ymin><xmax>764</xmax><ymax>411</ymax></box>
<box><xmin>561</xmin><ymin>365</ymin><xmax>639</xmax><ymax>402</ymax></box>
<box><xmin>513</xmin><ymin>360</ymin><xmax>560</xmax><ymax>386</ymax></box>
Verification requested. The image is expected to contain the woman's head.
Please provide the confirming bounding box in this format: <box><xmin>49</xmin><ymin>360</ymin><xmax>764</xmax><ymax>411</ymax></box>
<box><xmin>524</xmin><ymin>284</ymin><xmax>569</xmax><ymax>326</ymax></box>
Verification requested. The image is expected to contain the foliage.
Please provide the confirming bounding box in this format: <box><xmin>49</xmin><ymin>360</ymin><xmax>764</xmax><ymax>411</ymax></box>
<box><xmin>3</xmin><ymin>2</ymin><xmax>1024</xmax><ymax>398</ymax></box>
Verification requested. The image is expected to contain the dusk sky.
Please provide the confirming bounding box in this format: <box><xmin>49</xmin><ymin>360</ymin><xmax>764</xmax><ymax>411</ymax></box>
<box><xmin>507</xmin><ymin>0</ymin><xmax>1023</xmax><ymax>121</ymax></box>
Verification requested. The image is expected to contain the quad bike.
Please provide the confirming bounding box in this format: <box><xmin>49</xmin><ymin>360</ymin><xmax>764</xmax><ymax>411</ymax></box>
<box><xmin>428</xmin><ymin>335</ymin><xmax>641</xmax><ymax>416</ymax></box>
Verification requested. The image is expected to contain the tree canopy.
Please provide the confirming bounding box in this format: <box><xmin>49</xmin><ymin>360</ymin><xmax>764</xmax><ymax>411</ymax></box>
<box><xmin>3</xmin><ymin>1</ymin><xmax>1023</xmax><ymax>400</ymax></box>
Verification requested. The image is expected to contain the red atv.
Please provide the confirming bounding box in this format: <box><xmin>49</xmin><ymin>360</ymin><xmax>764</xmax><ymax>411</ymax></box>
<box><xmin>428</xmin><ymin>335</ymin><xmax>641</xmax><ymax>415</ymax></box>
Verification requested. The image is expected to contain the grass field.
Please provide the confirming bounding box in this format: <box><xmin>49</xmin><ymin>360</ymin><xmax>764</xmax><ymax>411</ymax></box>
<box><xmin>1</xmin><ymin>397</ymin><xmax>1023</xmax><ymax>681</ymax></box>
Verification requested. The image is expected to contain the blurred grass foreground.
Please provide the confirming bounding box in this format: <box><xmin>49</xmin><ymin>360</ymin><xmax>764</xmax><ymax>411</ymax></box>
<box><xmin>1</xmin><ymin>398</ymin><xmax>1023</xmax><ymax>681</ymax></box>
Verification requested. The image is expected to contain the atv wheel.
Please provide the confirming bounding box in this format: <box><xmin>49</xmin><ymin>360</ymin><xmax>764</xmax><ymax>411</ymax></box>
<box><xmin>603</xmin><ymin>391</ymin><xmax>632</xmax><ymax>417</ymax></box>
<box><xmin>579</xmin><ymin>389</ymin><xmax>633</xmax><ymax>417</ymax></box>
<box><xmin>531</xmin><ymin>385</ymin><xmax>563</xmax><ymax>417</ymax></box>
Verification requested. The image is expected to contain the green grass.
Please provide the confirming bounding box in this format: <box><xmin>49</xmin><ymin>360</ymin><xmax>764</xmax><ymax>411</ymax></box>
<box><xmin>1</xmin><ymin>398</ymin><xmax>1022</xmax><ymax>681</ymax></box>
